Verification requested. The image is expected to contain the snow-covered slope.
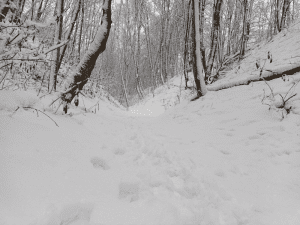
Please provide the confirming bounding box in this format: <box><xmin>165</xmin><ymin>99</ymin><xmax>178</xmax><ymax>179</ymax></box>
<box><xmin>1</xmin><ymin>21</ymin><xmax>300</xmax><ymax>225</ymax></box>
<box><xmin>209</xmin><ymin>20</ymin><xmax>300</xmax><ymax>90</ymax></box>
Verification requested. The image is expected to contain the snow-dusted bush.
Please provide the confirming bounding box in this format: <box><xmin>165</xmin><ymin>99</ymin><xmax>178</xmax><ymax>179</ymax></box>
<box><xmin>261</xmin><ymin>76</ymin><xmax>300</xmax><ymax>119</ymax></box>
<box><xmin>0</xmin><ymin>13</ymin><xmax>57</xmax><ymax>92</ymax></box>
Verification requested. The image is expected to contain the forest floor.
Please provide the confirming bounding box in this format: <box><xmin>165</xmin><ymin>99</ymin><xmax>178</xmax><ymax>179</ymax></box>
<box><xmin>1</xmin><ymin>23</ymin><xmax>300</xmax><ymax>225</ymax></box>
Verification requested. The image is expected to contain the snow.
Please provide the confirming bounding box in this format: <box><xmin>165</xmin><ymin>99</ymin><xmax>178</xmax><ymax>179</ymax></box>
<box><xmin>0</xmin><ymin>90</ymin><xmax>39</xmax><ymax>111</ymax></box>
<box><xmin>209</xmin><ymin>20</ymin><xmax>300</xmax><ymax>91</ymax></box>
<box><xmin>1</xmin><ymin>24</ymin><xmax>300</xmax><ymax>225</ymax></box>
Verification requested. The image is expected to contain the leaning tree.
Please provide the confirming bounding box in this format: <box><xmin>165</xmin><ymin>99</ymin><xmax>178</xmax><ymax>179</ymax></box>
<box><xmin>59</xmin><ymin>0</ymin><xmax>112</xmax><ymax>113</ymax></box>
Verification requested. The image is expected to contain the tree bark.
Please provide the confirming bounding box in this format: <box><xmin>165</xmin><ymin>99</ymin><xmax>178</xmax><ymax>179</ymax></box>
<box><xmin>49</xmin><ymin>0</ymin><xmax>64</xmax><ymax>92</ymax></box>
<box><xmin>183</xmin><ymin>0</ymin><xmax>192</xmax><ymax>89</ymax></box>
<box><xmin>36</xmin><ymin>0</ymin><xmax>44</xmax><ymax>21</ymax></box>
<box><xmin>226</xmin><ymin>0</ymin><xmax>234</xmax><ymax>55</ymax></box>
<box><xmin>57</xmin><ymin>0</ymin><xmax>81</xmax><ymax>70</ymax></box>
<box><xmin>199</xmin><ymin>0</ymin><xmax>207</xmax><ymax>74</ymax></box>
<box><xmin>206</xmin><ymin>0</ymin><xmax>223</xmax><ymax>82</ymax></box>
<box><xmin>279</xmin><ymin>0</ymin><xmax>291</xmax><ymax>31</ymax></box>
<box><xmin>61</xmin><ymin>0</ymin><xmax>112</xmax><ymax>105</ymax></box>
<box><xmin>240</xmin><ymin>0</ymin><xmax>248</xmax><ymax>56</ymax></box>
<box><xmin>192</xmin><ymin>0</ymin><xmax>207</xmax><ymax>97</ymax></box>
<box><xmin>78</xmin><ymin>3</ymin><xmax>84</xmax><ymax>58</ymax></box>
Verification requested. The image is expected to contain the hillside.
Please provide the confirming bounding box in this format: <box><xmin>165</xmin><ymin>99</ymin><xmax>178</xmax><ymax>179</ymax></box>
<box><xmin>209</xmin><ymin>20</ymin><xmax>300</xmax><ymax>91</ymax></box>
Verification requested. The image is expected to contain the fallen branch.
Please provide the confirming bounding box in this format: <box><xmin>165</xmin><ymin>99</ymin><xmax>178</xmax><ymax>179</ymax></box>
<box><xmin>208</xmin><ymin>64</ymin><xmax>300</xmax><ymax>92</ymax></box>
<box><xmin>23</xmin><ymin>107</ymin><xmax>59</xmax><ymax>127</ymax></box>
<box><xmin>11</xmin><ymin>106</ymin><xmax>59</xmax><ymax>127</ymax></box>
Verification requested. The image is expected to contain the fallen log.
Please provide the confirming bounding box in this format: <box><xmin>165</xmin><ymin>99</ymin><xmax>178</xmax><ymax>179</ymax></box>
<box><xmin>207</xmin><ymin>63</ymin><xmax>300</xmax><ymax>92</ymax></box>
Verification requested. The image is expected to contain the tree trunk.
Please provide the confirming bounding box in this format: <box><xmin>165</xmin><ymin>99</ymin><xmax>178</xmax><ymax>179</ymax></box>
<box><xmin>57</xmin><ymin>0</ymin><xmax>81</xmax><ymax>70</ymax></box>
<box><xmin>121</xmin><ymin>66</ymin><xmax>129</xmax><ymax>109</ymax></box>
<box><xmin>49</xmin><ymin>0</ymin><xmax>64</xmax><ymax>92</ymax></box>
<box><xmin>14</xmin><ymin>0</ymin><xmax>26</xmax><ymax>22</ymax></box>
<box><xmin>199</xmin><ymin>0</ymin><xmax>206</xmax><ymax>74</ymax></box>
<box><xmin>192</xmin><ymin>0</ymin><xmax>207</xmax><ymax>97</ymax></box>
<box><xmin>240</xmin><ymin>0</ymin><xmax>248</xmax><ymax>56</ymax></box>
<box><xmin>226</xmin><ymin>0</ymin><xmax>233</xmax><ymax>55</ymax></box>
<box><xmin>279</xmin><ymin>0</ymin><xmax>291</xmax><ymax>31</ymax></box>
<box><xmin>78</xmin><ymin>3</ymin><xmax>84</xmax><ymax>58</ymax></box>
<box><xmin>31</xmin><ymin>0</ymin><xmax>35</xmax><ymax>20</ymax></box>
<box><xmin>275</xmin><ymin>0</ymin><xmax>281</xmax><ymax>32</ymax></box>
<box><xmin>36</xmin><ymin>0</ymin><xmax>44</xmax><ymax>21</ymax></box>
<box><xmin>61</xmin><ymin>0</ymin><xmax>112</xmax><ymax>105</ymax></box>
<box><xmin>183</xmin><ymin>0</ymin><xmax>192</xmax><ymax>89</ymax></box>
<box><xmin>206</xmin><ymin>0</ymin><xmax>223</xmax><ymax>82</ymax></box>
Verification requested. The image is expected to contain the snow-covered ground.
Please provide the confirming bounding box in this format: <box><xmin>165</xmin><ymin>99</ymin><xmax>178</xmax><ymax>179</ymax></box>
<box><xmin>1</xmin><ymin>71</ymin><xmax>300</xmax><ymax>225</ymax></box>
<box><xmin>1</xmin><ymin>21</ymin><xmax>300</xmax><ymax>225</ymax></box>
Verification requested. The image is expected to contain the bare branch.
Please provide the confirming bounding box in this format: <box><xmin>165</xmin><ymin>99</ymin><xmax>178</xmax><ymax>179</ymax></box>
<box><xmin>23</xmin><ymin>107</ymin><xmax>59</xmax><ymax>127</ymax></box>
<box><xmin>43</xmin><ymin>40</ymin><xmax>70</xmax><ymax>55</ymax></box>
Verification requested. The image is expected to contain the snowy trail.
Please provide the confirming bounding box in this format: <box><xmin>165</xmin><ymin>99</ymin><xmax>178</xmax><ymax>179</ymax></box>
<box><xmin>1</xmin><ymin>78</ymin><xmax>300</xmax><ymax>225</ymax></box>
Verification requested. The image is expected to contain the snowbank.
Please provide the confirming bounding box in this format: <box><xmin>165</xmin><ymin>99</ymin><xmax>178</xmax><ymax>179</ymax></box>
<box><xmin>0</xmin><ymin>90</ymin><xmax>39</xmax><ymax>111</ymax></box>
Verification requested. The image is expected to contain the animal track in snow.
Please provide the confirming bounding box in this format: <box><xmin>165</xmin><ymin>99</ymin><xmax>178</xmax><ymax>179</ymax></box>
<box><xmin>118</xmin><ymin>181</ymin><xmax>140</xmax><ymax>202</ymax></box>
<box><xmin>90</xmin><ymin>157</ymin><xmax>110</xmax><ymax>170</ymax></box>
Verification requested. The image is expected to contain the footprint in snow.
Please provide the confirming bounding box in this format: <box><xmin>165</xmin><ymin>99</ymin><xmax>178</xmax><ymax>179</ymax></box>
<box><xmin>90</xmin><ymin>157</ymin><xmax>110</xmax><ymax>170</ymax></box>
<box><xmin>114</xmin><ymin>147</ymin><xmax>126</xmax><ymax>155</ymax></box>
<box><xmin>248</xmin><ymin>135</ymin><xmax>261</xmax><ymax>140</ymax></box>
<box><xmin>220</xmin><ymin>149</ymin><xmax>230</xmax><ymax>155</ymax></box>
<box><xmin>215</xmin><ymin>169</ymin><xmax>226</xmax><ymax>177</ymax></box>
<box><xmin>118</xmin><ymin>182</ymin><xmax>140</xmax><ymax>202</ymax></box>
<box><xmin>225</xmin><ymin>132</ymin><xmax>234</xmax><ymax>137</ymax></box>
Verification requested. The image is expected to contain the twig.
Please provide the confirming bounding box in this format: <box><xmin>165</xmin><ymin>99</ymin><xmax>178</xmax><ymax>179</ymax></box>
<box><xmin>0</xmin><ymin>58</ymin><xmax>50</xmax><ymax>62</ymax></box>
<box><xmin>43</xmin><ymin>40</ymin><xmax>70</xmax><ymax>55</ymax></box>
<box><xmin>0</xmin><ymin>82</ymin><xmax>15</xmax><ymax>90</ymax></box>
<box><xmin>49</xmin><ymin>95</ymin><xmax>61</xmax><ymax>107</ymax></box>
<box><xmin>79</xmin><ymin>91</ymin><xmax>86</xmax><ymax>97</ymax></box>
<box><xmin>284</xmin><ymin>93</ymin><xmax>297</xmax><ymax>103</ymax></box>
<box><xmin>23</xmin><ymin>107</ymin><xmax>59</xmax><ymax>127</ymax></box>
<box><xmin>37</xmin><ymin>71</ymin><xmax>47</xmax><ymax>96</ymax></box>
<box><xmin>262</xmin><ymin>78</ymin><xmax>274</xmax><ymax>98</ymax></box>
<box><xmin>283</xmin><ymin>80</ymin><xmax>299</xmax><ymax>100</ymax></box>
<box><xmin>0</xmin><ymin>62</ymin><xmax>13</xmax><ymax>70</ymax></box>
<box><xmin>0</xmin><ymin>66</ymin><xmax>10</xmax><ymax>85</ymax></box>
<box><xmin>87</xmin><ymin>100</ymin><xmax>100</xmax><ymax>112</ymax></box>
<box><xmin>54</xmin><ymin>101</ymin><xmax>63</xmax><ymax>114</ymax></box>
<box><xmin>6</xmin><ymin>33</ymin><xmax>20</xmax><ymax>45</ymax></box>
<box><xmin>39</xmin><ymin>93</ymin><xmax>51</xmax><ymax>99</ymax></box>
<box><xmin>10</xmin><ymin>106</ymin><xmax>20</xmax><ymax>116</ymax></box>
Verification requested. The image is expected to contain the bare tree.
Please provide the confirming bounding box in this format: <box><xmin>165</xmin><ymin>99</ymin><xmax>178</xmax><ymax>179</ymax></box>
<box><xmin>49</xmin><ymin>0</ymin><xmax>64</xmax><ymax>92</ymax></box>
<box><xmin>191</xmin><ymin>0</ymin><xmax>207</xmax><ymax>98</ymax></box>
<box><xmin>61</xmin><ymin>0</ymin><xmax>112</xmax><ymax>110</ymax></box>
<box><xmin>206</xmin><ymin>0</ymin><xmax>223</xmax><ymax>82</ymax></box>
